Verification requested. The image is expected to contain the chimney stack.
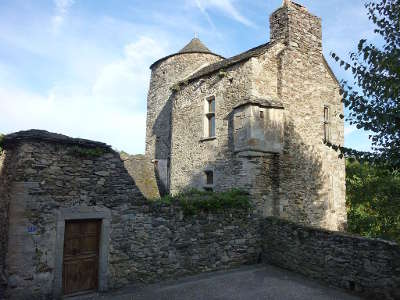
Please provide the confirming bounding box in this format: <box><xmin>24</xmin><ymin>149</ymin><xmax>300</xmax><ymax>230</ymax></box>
<box><xmin>270</xmin><ymin>1</ymin><xmax>322</xmax><ymax>53</ymax></box>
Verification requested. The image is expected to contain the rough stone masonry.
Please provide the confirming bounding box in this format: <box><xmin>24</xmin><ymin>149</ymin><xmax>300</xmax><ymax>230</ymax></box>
<box><xmin>0</xmin><ymin>130</ymin><xmax>399</xmax><ymax>300</ymax></box>
<box><xmin>145</xmin><ymin>0</ymin><xmax>346</xmax><ymax>231</ymax></box>
<box><xmin>0</xmin><ymin>130</ymin><xmax>262</xmax><ymax>299</ymax></box>
<box><xmin>1</xmin><ymin>1</ymin><xmax>398</xmax><ymax>300</ymax></box>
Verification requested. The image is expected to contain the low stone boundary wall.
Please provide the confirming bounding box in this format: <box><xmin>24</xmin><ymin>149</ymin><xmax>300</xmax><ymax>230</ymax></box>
<box><xmin>110</xmin><ymin>207</ymin><xmax>262</xmax><ymax>288</ymax></box>
<box><xmin>261</xmin><ymin>217</ymin><xmax>400</xmax><ymax>299</ymax></box>
<box><xmin>0</xmin><ymin>130</ymin><xmax>262</xmax><ymax>299</ymax></box>
<box><xmin>0</xmin><ymin>153</ymin><xmax>7</xmax><ymax>299</ymax></box>
<box><xmin>2</xmin><ymin>130</ymin><xmax>400</xmax><ymax>299</ymax></box>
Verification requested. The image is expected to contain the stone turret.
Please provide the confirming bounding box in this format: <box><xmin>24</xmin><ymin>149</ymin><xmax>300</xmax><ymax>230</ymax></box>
<box><xmin>270</xmin><ymin>0</ymin><xmax>322</xmax><ymax>53</ymax></box>
<box><xmin>145</xmin><ymin>38</ymin><xmax>223</xmax><ymax>192</ymax></box>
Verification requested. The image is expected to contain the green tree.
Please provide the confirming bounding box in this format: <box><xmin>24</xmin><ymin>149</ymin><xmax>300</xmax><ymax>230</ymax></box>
<box><xmin>346</xmin><ymin>159</ymin><xmax>400</xmax><ymax>243</ymax></box>
<box><xmin>331</xmin><ymin>0</ymin><xmax>400</xmax><ymax>168</ymax></box>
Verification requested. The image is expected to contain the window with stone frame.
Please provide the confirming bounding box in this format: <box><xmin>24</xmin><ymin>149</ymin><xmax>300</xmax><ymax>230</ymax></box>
<box><xmin>204</xmin><ymin>96</ymin><xmax>216</xmax><ymax>138</ymax></box>
<box><xmin>323</xmin><ymin>106</ymin><xmax>331</xmax><ymax>143</ymax></box>
<box><xmin>204</xmin><ymin>170</ymin><xmax>214</xmax><ymax>191</ymax></box>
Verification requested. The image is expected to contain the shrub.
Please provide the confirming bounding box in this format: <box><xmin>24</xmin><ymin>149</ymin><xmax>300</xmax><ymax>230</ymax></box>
<box><xmin>156</xmin><ymin>189</ymin><xmax>251</xmax><ymax>215</ymax></box>
<box><xmin>346</xmin><ymin>159</ymin><xmax>400</xmax><ymax>243</ymax></box>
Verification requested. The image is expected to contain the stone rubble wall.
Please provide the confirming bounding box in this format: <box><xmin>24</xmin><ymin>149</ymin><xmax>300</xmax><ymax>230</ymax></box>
<box><xmin>110</xmin><ymin>207</ymin><xmax>262</xmax><ymax>289</ymax></box>
<box><xmin>145</xmin><ymin>52</ymin><xmax>223</xmax><ymax>162</ymax></box>
<box><xmin>262</xmin><ymin>217</ymin><xmax>400</xmax><ymax>300</ymax></box>
<box><xmin>121</xmin><ymin>153</ymin><xmax>160</xmax><ymax>199</ymax></box>
<box><xmin>1</xmin><ymin>137</ymin><xmax>261</xmax><ymax>299</ymax></box>
<box><xmin>270</xmin><ymin>2</ymin><xmax>346</xmax><ymax>230</ymax></box>
<box><xmin>0</xmin><ymin>150</ymin><xmax>13</xmax><ymax>298</ymax></box>
<box><xmin>169</xmin><ymin>59</ymin><xmax>254</xmax><ymax>194</ymax></box>
<box><xmin>169</xmin><ymin>46</ymin><xmax>287</xmax><ymax>217</ymax></box>
<box><xmin>1</xmin><ymin>133</ymin><xmax>400</xmax><ymax>299</ymax></box>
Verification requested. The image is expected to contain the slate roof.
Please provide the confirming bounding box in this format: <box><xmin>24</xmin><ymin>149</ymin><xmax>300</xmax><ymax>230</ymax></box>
<box><xmin>179</xmin><ymin>38</ymin><xmax>212</xmax><ymax>54</ymax></box>
<box><xmin>150</xmin><ymin>38</ymin><xmax>224</xmax><ymax>69</ymax></box>
<box><xmin>182</xmin><ymin>42</ymin><xmax>275</xmax><ymax>84</ymax></box>
<box><xmin>2</xmin><ymin>129</ymin><xmax>111</xmax><ymax>149</ymax></box>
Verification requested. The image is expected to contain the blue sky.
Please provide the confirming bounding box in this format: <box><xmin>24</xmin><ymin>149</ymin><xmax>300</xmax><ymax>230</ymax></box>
<box><xmin>0</xmin><ymin>0</ymin><xmax>376</xmax><ymax>153</ymax></box>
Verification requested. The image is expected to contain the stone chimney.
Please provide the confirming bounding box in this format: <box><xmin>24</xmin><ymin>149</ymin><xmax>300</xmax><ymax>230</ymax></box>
<box><xmin>270</xmin><ymin>0</ymin><xmax>322</xmax><ymax>53</ymax></box>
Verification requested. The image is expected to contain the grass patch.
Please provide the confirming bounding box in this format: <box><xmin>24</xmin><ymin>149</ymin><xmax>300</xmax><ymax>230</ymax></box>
<box><xmin>156</xmin><ymin>189</ymin><xmax>251</xmax><ymax>215</ymax></box>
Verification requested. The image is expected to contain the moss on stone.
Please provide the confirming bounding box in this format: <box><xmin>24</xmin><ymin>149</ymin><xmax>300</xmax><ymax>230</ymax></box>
<box><xmin>67</xmin><ymin>146</ymin><xmax>107</xmax><ymax>158</ymax></box>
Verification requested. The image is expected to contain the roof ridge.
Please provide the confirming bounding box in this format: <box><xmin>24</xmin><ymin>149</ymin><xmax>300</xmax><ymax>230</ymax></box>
<box><xmin>179</xmin><ymin>41</ymin><xmax>275</xmax><ymax>84</ymax></box>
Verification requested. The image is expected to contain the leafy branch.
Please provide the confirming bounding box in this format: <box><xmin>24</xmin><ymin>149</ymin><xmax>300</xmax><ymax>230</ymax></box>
<box><xmin>330</xmin><ymin>0</ymin><xmax>400</xmax><ymax>169</ymax></box>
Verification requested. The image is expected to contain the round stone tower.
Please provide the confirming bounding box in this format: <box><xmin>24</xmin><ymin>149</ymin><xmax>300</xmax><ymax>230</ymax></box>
<box><xmin>145</xmin><ymin>38</ymin><xmax>224</xmax><ymax>192</ymax></box>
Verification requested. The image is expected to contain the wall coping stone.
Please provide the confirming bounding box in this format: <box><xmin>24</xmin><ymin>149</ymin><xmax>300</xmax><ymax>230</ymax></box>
<box><xmin>234</xmin><ymin>97</ymin><xmax>284</xmax><ymax>110</ymax></box>
<box><xmin>2</xmin><ymin>129</ymin><xmax>111</xmax><ymax>150</ymax></box>
<box><xmin>264</xmin><ymin>216</ymin><xmax>399</xmax><ymax>246</ymax></box>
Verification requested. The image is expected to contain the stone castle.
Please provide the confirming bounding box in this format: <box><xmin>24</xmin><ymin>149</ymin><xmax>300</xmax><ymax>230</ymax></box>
<box><xmin>1</xmin><ymin>1</ymin><xmax>399</xmax><ymax>299</ymax></box>
<box><xmin>145</xmin><ymin>0</ymin><xmax>346</xmax><ymax>230</ymax></box>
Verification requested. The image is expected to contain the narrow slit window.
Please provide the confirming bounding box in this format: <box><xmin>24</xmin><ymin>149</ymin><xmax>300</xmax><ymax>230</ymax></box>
<box><xmin>205</xmin><ymin>96</ymin><xmax>216</xmax><ymax>138</ymax></box>
<box><xmin>204</xmin><ymin>170</ymin><xmax>214</xmax><ymax>192</ymax></box>
<box><xmin>323</xmin><ymin>106</ymin><xmax>330</xmax><ymax>142</ymax></box>
<box><xmin>205</xmin><ymin>171</ymin><xmax>213</xmax><ymax>185</ymax></box>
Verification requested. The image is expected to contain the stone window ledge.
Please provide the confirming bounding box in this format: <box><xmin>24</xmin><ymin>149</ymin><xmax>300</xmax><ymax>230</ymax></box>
<box><xmin>200</xmin><ymin>137</ymin><xmax>216</xmax><ymax>142</ymax></box>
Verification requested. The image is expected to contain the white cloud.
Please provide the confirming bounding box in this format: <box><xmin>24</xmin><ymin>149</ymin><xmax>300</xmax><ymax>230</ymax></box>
<box><xmin>0</xmin><ymin>85</ymin><xmax>146</xmax><ymax>154</ymax></box>
<box><xmin>0</xmin><ymin>37</ymin><xmax>169</xmax><ymax>154</ymax></box>
<box><xmin>92</xmin><ymin>37</ymin><xmax>167</xmax><ymax>110</ymax></box>
<box><xmin>193</xmin><ymin>0</ymin><xmax>254</xmax><ymax>27</ymax></box>
<box><xmin>52</xmin><ymin>0</ymin><xmax>75</xmax><ymax>33</ymax></box>
<box><xmin>344</xmin><ymin>125</ymin><xmax>356</xmax><ymax>136</ymax></box>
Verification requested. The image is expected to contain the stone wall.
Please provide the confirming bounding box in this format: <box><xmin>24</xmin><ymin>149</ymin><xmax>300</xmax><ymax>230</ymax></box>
<box><xmin>169</xmin><ymin>1</ymin><xmax>346</xmax><ymax>231</ymax></box>
<box><xmin>0</xmin><ymin>150</ymin><xmax>12</xmax><ymax>298</ymax></box>
<box><xmin>121</xmin><ymin>153</ymin><xmax>160</xmax><ymax>199</ymax></box>
<box><xmin>1</xmin><ymin>131</ymin><xmax>261</xmax><ymax>299</ymax></box>
<box><xmin>262</xmin><ymin>217</ymin><xmax>400</xmax><ymax>299</ymax></box>
<box><xmin>110</xmin><ymin>207</ymin><xmax>261</xmax><ymax>289</ymax></box>
<box><xmin>169</xmin><ymin>44</ymin><xmax>286</xmax><ymax>218</ymax></box>
<box><xmin>145</xmin><ymin>52</ymin><xmax>223</xmax><ymax>163</ymax></box>
<box><xmin>269</xmin><ymin>1</ymin><xmax>346</xmax><ymax>230</ymax></box>
<box><xmin>2</xmin><ymin>131</ymin><xmax>399</xmax><ymax>300</ymax></box>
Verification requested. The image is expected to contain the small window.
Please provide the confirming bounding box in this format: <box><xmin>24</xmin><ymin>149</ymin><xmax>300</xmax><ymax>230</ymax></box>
<box><xmin>260</xmin><ymin>110</ymin><xmax>264</xmax><ymax>119</ymax></box>
<box><xmin>205</xmin><ymin>170</ymin><xmax>213</xmax><ymax>185</ymax></box>
<box><xmin>204</xmin><ymin>170</ymin><xmax>214</xmax><ymax>192</ymax></box>
<box><xmin>205</xmin><ymin>96</ymin><xmax>216</xmax><ymax>138</ymax></box>
<box><xmin>323</xmin><ymin>106</ymin><xmax>330</xmax><ymax>142</ymax></box>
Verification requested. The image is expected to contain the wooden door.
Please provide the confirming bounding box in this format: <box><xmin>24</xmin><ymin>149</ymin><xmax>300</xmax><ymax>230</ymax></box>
<box><xmin>63</xmin><ymin>219</ymin><xmax>101</xmax><ymax>295</ymax></box>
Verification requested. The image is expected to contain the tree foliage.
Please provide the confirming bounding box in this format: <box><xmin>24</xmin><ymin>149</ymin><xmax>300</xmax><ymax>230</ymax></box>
<box><xmin>346</xmin><ymin>159</ymin><xmax>400</xmax><ymax>243</ymax></box>
<box><xmin>331</xmin><ymin>0</ymin><xmax>400</xmax><ymax>168</ymax></box>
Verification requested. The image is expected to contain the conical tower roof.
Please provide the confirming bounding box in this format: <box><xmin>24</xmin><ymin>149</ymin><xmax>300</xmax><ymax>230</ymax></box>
<box><xmin>179</xmin><ymin>38</ymin><xmax>212</xmax><ymax>54</ymax></box>
<box><xmin>150</xmin><ymin>37</ymin><xmax>223</xmax><ymax>69</ymax></box>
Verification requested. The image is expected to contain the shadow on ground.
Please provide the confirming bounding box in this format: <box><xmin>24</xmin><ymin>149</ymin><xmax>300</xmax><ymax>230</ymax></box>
<box><xmin>80</xmin><ymin>265</ymin><xmax>361</xmax><ymax>300</ymax></box>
